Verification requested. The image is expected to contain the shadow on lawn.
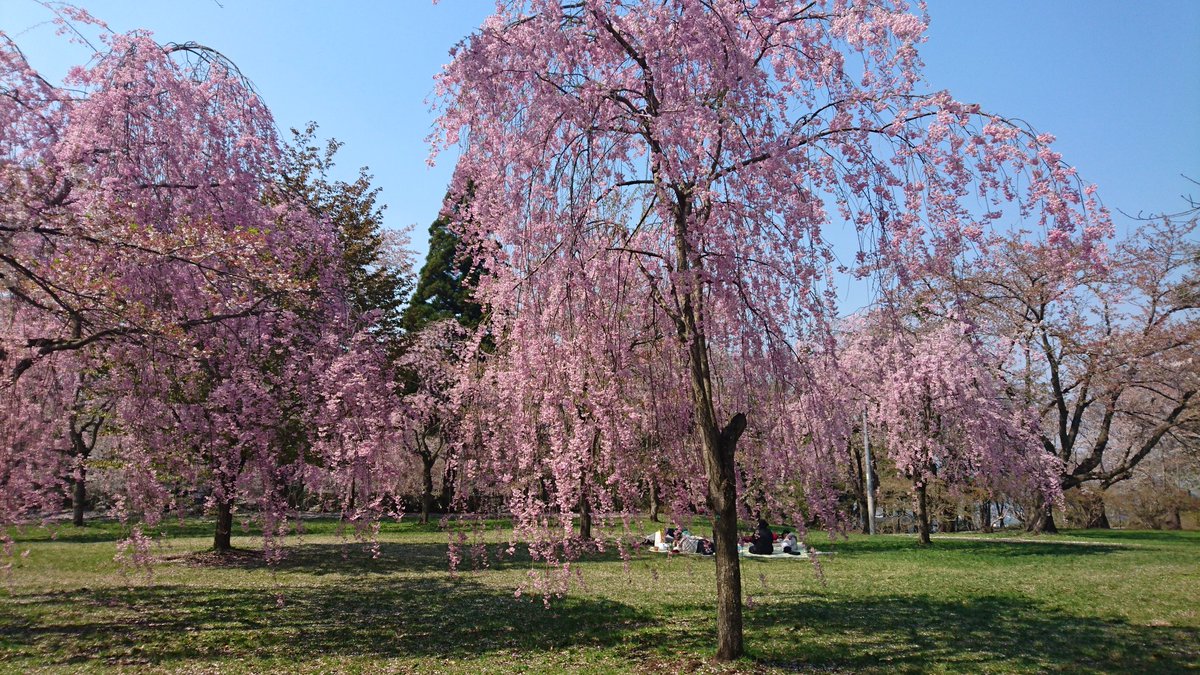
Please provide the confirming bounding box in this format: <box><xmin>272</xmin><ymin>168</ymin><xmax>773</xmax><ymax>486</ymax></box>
<box><xmin>1063</xmin><ymin>529</ymin><xmax>1200</xmax><ymax>546</ymax></box>
<box><xmin>0</xmin><ymin>575</ymin><xmax>651</xmax><ymax>668</ymax></box>
<box><xmin>171</xmin><ymin>540</ymin><xmax>634</xmax><ymax>576</ymax></box>
<box><xmin>6</xmin><ymin>516</ymin><xmax>504</xmax><ymax>545</ymax></box>
<box><xmin>744</xmin><ymin>593</ymin><xmax>1199</xmax><ymax>673</ymax></box>
<box><xmin>822</xmin><ymin>535</ymin><xmax>1129</xmax><ymax>558</ymax></box>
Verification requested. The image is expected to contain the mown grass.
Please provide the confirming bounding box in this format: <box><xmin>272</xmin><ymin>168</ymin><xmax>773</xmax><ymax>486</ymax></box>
<box><xmin>1</xmin><ymin>518</ymin><xmax>1197</xmax><ymax>673</ymax></box>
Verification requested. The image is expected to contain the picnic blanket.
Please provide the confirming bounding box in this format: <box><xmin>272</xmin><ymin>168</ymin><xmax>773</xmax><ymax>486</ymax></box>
<box><xmin>741</xmin><ymin>543</ymin><xmax>832</xmax><ymax>560</ymax></box>
<box><xmin>645</xmin><ymin>541</ymin><xmax>831</xmax><ymax>559</ymax></box>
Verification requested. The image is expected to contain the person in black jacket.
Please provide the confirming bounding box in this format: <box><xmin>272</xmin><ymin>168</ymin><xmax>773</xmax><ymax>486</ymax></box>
<box><xmin>749</xmin><ymin>518</ymin><xmax>774</xmax><ymax>554</ymax></box>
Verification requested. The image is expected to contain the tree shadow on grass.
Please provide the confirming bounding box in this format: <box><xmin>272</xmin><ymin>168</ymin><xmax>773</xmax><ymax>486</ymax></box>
<box><xmin>744</xmin><ymin>593</ymin><xmax>1199</xmax><ymax>673</ymax></box>
<box><xmin>170</xmin><ymin>541</ymin><xmax>457</xmax><ymax>576</ymax></box>
<box><xmin>0</xmin><ymin>575</ymin><xmax>652</xmax><ymax>669</ymax></box>
<box><xmin>172</xmin><ymin>540</ymin><xmax>622</xmax><ymax>576</ymax></box>
<box><xmin>5</xmin><ymin>519</ymin><xmax>220</xmax><ymax>544</ymax></box>
<box><xmin>1062</xmin><ymin>529</ymin><xmax>1200</xmax><ymax>546</ymax></box>
<box><xmin>170</xmin><ymin>537</ymin><xmax>648</xmax><ymax>577</ymax></box>
<box><xmin>821</xmin><ymin>536</ymin><xmax>1129</xmax><ymax>558</ymax></box>
<box><xmin>6</xmin><ymin>516</ymin><xmax>493</xmax><ymax>545</ymax></box>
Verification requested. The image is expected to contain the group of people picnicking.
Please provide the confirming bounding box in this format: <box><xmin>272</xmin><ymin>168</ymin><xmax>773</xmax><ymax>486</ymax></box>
<box><xmin>646</xmin><ymin>517</ymin><xmax>810</xmax><ymax>557</ymax></box>
<box><xmin>745</xmin><ymin>518</ymin><xmax>808</xmax><ymax>556</ymax></box>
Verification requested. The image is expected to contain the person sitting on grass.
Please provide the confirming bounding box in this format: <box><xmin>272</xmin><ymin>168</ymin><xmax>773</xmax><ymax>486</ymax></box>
<box><xmin>749</xmin><ymin>518</ymin><xmax>774</xmax><ymax>554</ymax></box>
<box><xmin>781</xmin><ymin>532</ymin><xmax>805</xmax><ymax>556</ymax></box>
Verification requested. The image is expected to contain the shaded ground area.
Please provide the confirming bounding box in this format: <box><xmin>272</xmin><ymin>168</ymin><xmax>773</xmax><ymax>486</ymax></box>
<box><xmin>1</xmin><ymin>523</ymin><xmax>1197</xmax><ymax>673</ymax></box>
<box><xmin>747</xmin><ymin>593</ymin><xmax>1198</xmax><ymax>673</ymax></box>
<box><xmin>2</xmin><ymin>577</ymin><xmax>649</xmax><ymax>668</ymax></box>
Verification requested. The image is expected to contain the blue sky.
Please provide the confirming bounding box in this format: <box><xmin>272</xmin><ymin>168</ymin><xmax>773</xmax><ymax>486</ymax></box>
<box><xmin>3</xmin><ymin>0</ymin><xmax>1198</xmax><ymax>259</ymax></box>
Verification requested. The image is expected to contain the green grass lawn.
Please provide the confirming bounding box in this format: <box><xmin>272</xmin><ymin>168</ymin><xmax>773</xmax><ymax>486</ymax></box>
<box><xmin>1</xmin><ymin>519</ymin><xmax>1197</xmax><ymax>673</ymax></box>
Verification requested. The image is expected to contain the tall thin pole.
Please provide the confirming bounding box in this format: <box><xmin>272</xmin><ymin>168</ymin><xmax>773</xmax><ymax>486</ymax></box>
<box><xmin>863</xmin><ymin>409</ymin><xmax>876</xmax><ymax>535</ymax></box>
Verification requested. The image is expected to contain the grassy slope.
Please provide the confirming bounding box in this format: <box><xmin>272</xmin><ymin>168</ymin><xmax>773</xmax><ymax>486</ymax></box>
<box><xmin>1</xmin><ymin>520</ymin><xmax>1196</xmax><ymax>673</ymax></box>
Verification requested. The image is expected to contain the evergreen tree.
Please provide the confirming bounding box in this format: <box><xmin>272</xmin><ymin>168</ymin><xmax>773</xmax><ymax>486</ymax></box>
<box><xmin>402</xmin><ymin>198</ymin><xmax>482</xmax><ymax>333</ymax></box>
<box><xmin>399</xmin><ymin>196</ymin><xmax>483</xmax><ymax>520</ymax></box>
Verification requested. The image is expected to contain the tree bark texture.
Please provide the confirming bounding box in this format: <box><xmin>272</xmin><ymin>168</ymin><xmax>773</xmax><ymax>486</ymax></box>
<box><xmin>1028</xmin><ymin>503</ymin><xmax>1059</xmax><ymax>534</ymax></box>
<box><xmin>421</xmin><ymin>454</ymin><xmax>436</xmax><ymax>524</ymax></box>
<box><xmin>915</xmin><ymin>483</ymin><xmax>931</xmax><ymax>546</ymax></box>
<box><xmin>579</xmin><ymin>491</ymin><xmax>592</xmax><ymax>541</ymax></box>
<box><xmin>214</xmin><ymin>498</ymin><xmax>233</xmax><ymax>553</ymax></box>
<box><xmin>705</xmin><ymin>413</ymin><xmax>746</xmax><ymax>661</ymax></box>
<box><xmin>72</xmin><ymin>475</ymin><xmax>86</xmax><ymax>527</ymax></box>
<box><xmin>648</xmin><ymin>479</ymin><xmax>660</xmax><ymax>523</ymax></box>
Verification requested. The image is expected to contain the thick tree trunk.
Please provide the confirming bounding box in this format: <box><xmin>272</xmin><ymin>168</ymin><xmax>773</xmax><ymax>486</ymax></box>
<box><xmin>1028</xmin><ymin>503</ymin><xmax>1059</xmax><ymax>534</ymax></box>
<box><xmin>420</xmin><ymin>455</ymin><xmax>435</xmax><ymax>524</ymax></box>
<box><xmin>214</xmin><ymin>498</ymin><xmax>233</xmax><ymax>553</ymax></box>
<box><xmin>979</xmin><ymin>501</ymin><xmax>994</xmax><ymax>534</ymax></box>
<box><xmin>1042</xmin><ymin>509</ymin><xmax>1059</xmax><ymax>533</ymax></box>
<box><xmin>915</xmin><ymin>483</ymin><xmax>931</xmax><ymax>546</ymax></box>
<box><xmin>72</xmin><ymin>473</ymin><xmax>86</xmax><ymax>527</ymax></box>
<box><xmin>648</xmin><ymin>479</ymin><xmax>660</xmax><ymax>523</ymax></box>
<box><xmin>579</xmin><ymin>492</ymin><xmax>592</xmax><ymax>541</ymax></box>
<box><xmin>1085</xmin><ymin>505</ymin><xmax>1111</xmax><ymax>529</ymax></box>
<box><xmin>700</xmin><ymin>413</ymin><xmax>746</xmax><ymax>661</ymax></box>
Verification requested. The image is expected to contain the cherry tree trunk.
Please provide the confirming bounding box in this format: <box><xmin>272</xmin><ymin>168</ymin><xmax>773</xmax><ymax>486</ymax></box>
<box><xmin>915</xmin><ymin>483</ymin><xmax>931</xmax><ymax>546</ymax></box>
<box><xmin>1028</xmin><ymin>503</ymin><xmax>1059</xmax><ymax>534</ymax></box>
<box><xmin>72</xmin><ymin>475</ymin><xmax>87</xmax><ymax>527</ymax></box>
<box><xmin>648</xmin><ymin>479</ymin><xmax>661</xmax><ymax>523</ymax></box>
<box><xmin>696</xmin><ymin>409</ymin><xmax>747</xmax><ymax>660</ymax></box>
<box><xmin>578</xmin><ymin>493</ymin><xmax>592</xmax><ymax>541</ymax></box>
<box><xmin>214</xmin><ymin>498</ymin><xmax>234</xmax><ymax>553</ymax></box>
<box><xmin>1042</xmin><ymin>509</ymin><xmax>1059</xmax><ymax>533</ymax></box>
<box><xmin>421</xmin><ymin>455</ymin><xmax>436</xmax><ymax>524</ymax></box>
<box><xmin>707</xmin><ymin>434</ymin><xmax>744</xmax><ymax>661</ymax></box>
<box><xmin>1085</xmin><ymin>504</ymin><xmax>1111</xmax><ymax>529</ymax></box>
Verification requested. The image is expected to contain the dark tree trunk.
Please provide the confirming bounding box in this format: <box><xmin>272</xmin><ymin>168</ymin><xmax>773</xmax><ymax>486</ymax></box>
<box><xmin>440</xmin><ymin>464</ymin><xmax>456</xmax><ymax>513</ymax></box>
<box><xmin>1042</xmin><ymin>509</ymin><xmax>1059</xmax><ymax>533</ymax></box>
<box><xmin>214</xmin><ymin>498</ymin><xmax>233</xmax><ymax>553</ymax></box>
<box><xmin>915</xmin><ymin>483</ymin><xmax>931</xmax><ymax>546</ymax></box>
<box><xmin>675</xmin><ymin>191</ymin><xmax>745</xmax><ymax>659</ymax></box>
<box><xmin>420</xmin><ymin>455</ymin><xmax>435</xmax><ymax>524</ymax></box>
<box><xmin>579</xmin><ymin>492</ymin><xmax>592</xmax><ymax>541</ymax></box>
<box><xmin>1028</xmin><ymin>503</ymin><xmax>1059</xmax><ymax>534</ymax></box>
<box><xmin>648</xmin><ymin>479</ymin><xmax>661</xmax><ymax>523</ymax></box>
<box><xmin>701</xmin><ymin>413</ymin><xmax>746</xmax><ymax>661</ymax></box>
<box><xmin>68</xmin><ymin>414</ymin><xmax>94</xmax><ymax>527</ymax></box>
<box><xmin>72</xmin><ymin>473</ymin><xmax>87</xmax><ymax>527</ymax></box>
<box><xmin>979</xmin><ymin>501</ymin><xmax>994</xmax><ymax>534</ymax></box>
<box><xmin>859</xmin><ymin>498</ymin><xmax>871</xmax><ymax>534</ymax></box>
<box><xmin>1085</xmin><ymin>505</ymin><xmax>1111</xmax><ymax>529</ymax></box>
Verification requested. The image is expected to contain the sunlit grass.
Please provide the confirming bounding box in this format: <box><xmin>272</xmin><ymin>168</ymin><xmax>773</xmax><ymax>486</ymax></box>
<box><xmin>2</xmin><ymin>518</ymin><xmax>1196</xmax><ymax>673</ymax></box>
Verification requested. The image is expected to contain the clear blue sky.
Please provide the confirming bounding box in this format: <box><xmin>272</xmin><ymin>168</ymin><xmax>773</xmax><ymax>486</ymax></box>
<box><xmin>3</xmin><ymin>0</ymin><xmax>1198</xmax><ymax>258</ymax></box>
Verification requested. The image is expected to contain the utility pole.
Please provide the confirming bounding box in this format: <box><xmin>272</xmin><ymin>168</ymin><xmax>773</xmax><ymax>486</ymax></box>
<box><xmin>863</xmin><ymin>409</ymin><xmax>876</xmax><ymax>535</ymax></box>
